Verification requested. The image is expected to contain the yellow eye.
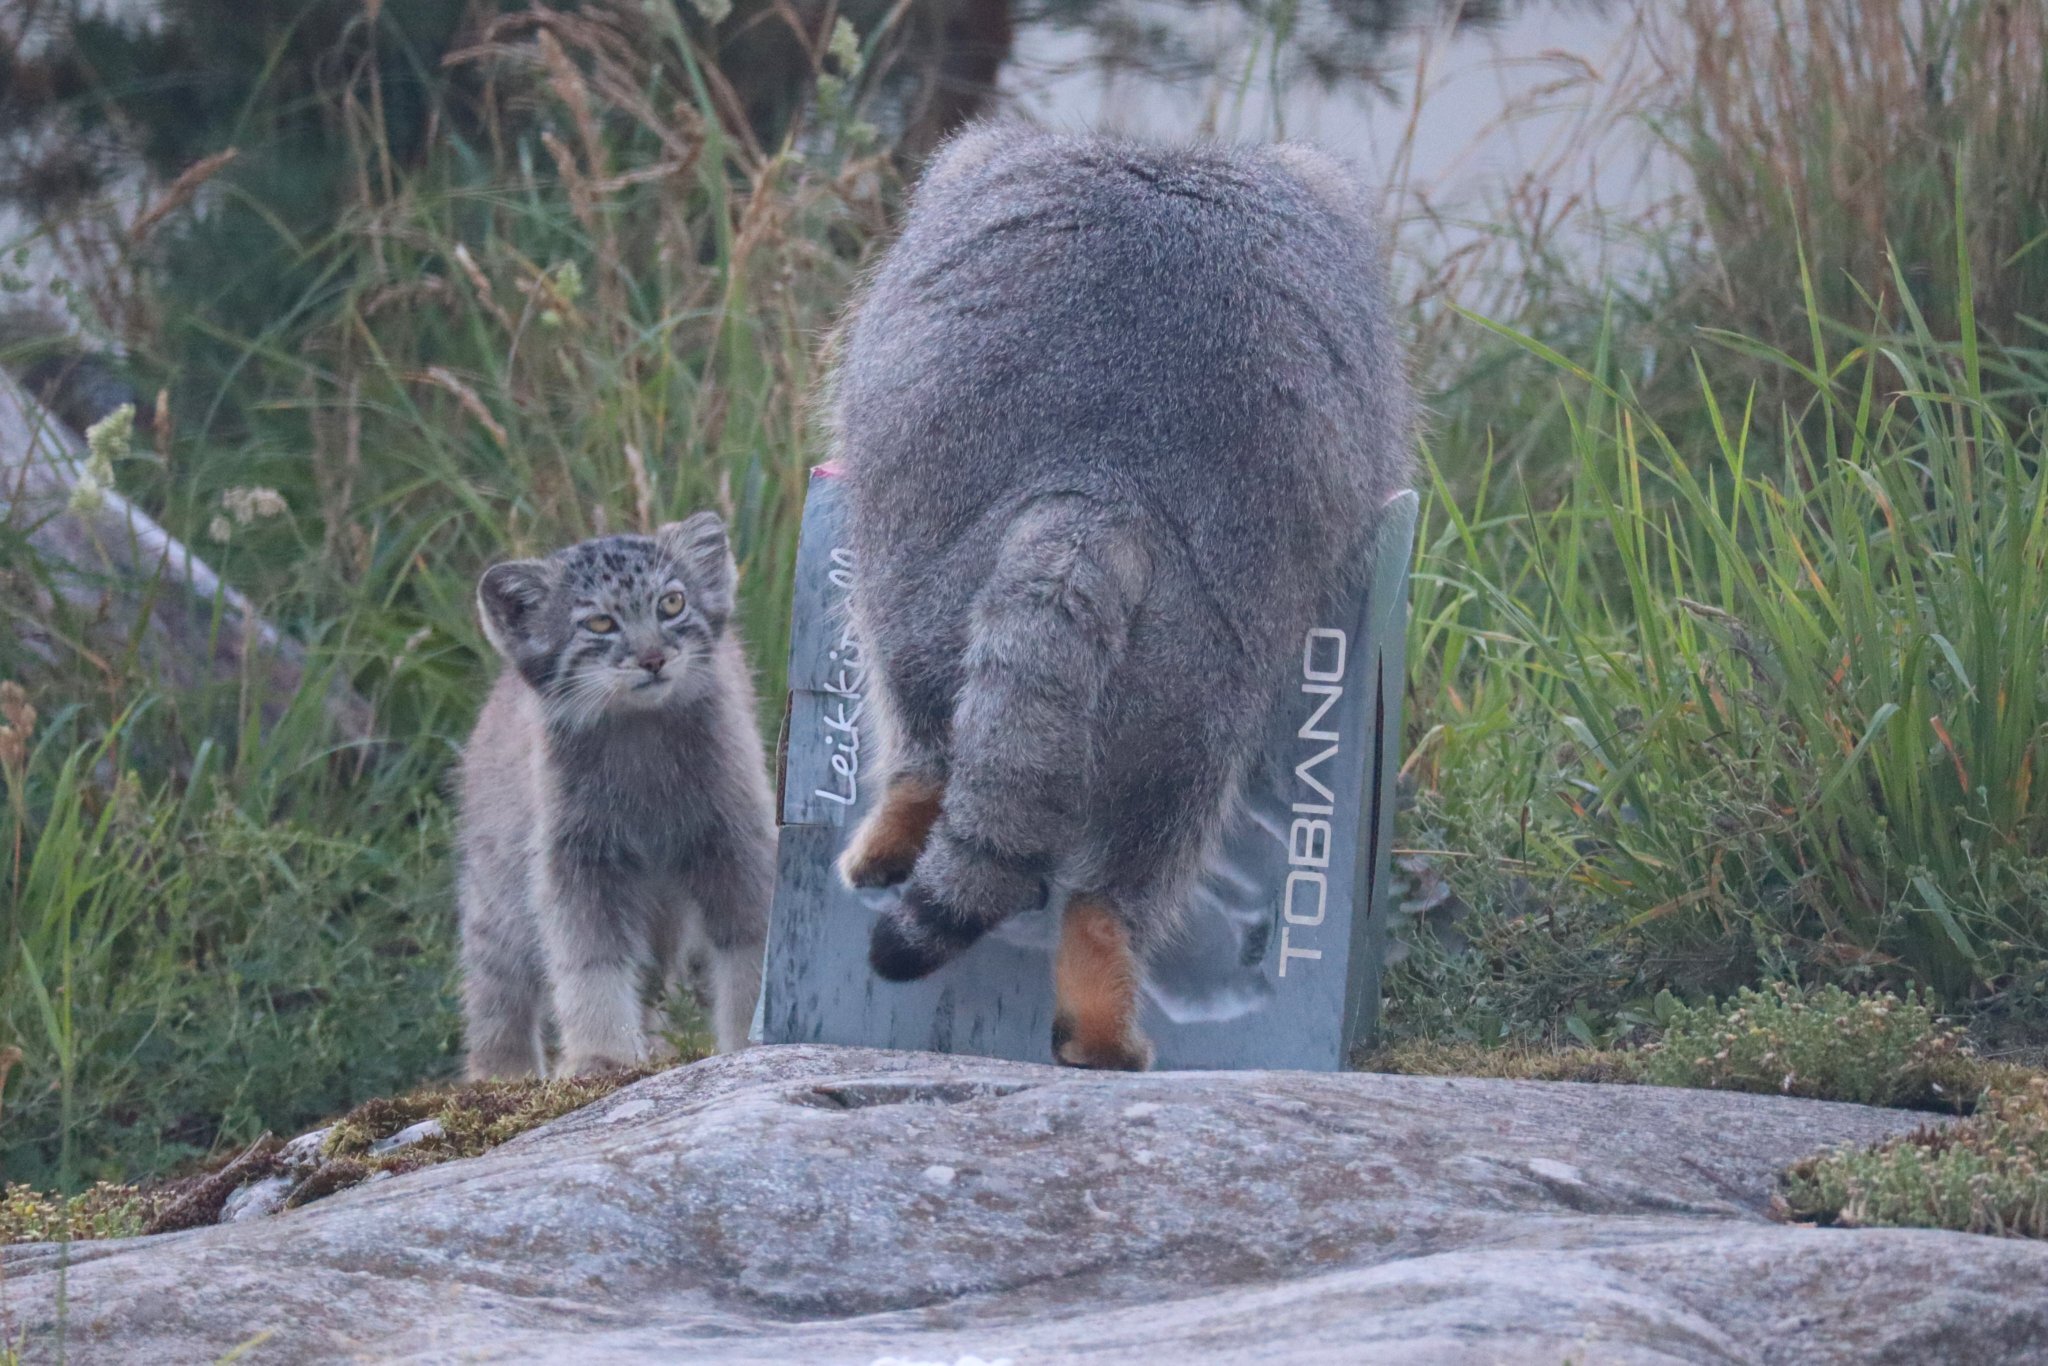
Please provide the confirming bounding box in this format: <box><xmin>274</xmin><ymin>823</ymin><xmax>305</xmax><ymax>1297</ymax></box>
<box><xmin>582</xmin><ymin>614</ymin><xmax>618</xmax><ymax>634</ymax></box>
<box><xmin>657</xmin><ymin>591</ymin><xmax>686</xmax><ymax>619</ymax></box>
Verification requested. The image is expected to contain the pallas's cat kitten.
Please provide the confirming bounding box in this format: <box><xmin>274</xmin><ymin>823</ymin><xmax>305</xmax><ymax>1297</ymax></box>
<box><xmin>832</xmin><ymin>125</ymin><xmax>1415</xmax><ymax>1070</ymax></box>
<box><xmin>457</xmin><ymin>512</ymin><xmax>774</xmax><ymax>1078</ymax></box>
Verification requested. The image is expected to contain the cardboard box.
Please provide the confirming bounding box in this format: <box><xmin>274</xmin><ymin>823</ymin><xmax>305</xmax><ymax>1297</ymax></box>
<box><xmin>758</xmin><ymin>466</ymin><xmax>1416</xmax><ymax>1070</ymax></box>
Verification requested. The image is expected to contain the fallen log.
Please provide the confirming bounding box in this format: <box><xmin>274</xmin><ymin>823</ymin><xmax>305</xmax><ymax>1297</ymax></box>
<box><xmin>0</xmin><ymin>368</ymin><xmax>374</xmax><ymax>746</ymax></box>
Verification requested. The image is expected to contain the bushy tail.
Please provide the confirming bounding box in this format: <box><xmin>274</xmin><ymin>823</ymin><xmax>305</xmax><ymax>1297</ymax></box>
<box><xmin>869</xmin><ymin>495</ymin><xmax>1151</xmax><ymax>981</ymax></box>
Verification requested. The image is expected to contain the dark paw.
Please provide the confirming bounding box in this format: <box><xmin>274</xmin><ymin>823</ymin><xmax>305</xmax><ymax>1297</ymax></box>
<box><xmin>868</xmin><ymin>913</ymin><xmax>947</xmax><ymax>982</ymax></box>
<box><xmin>867</xmin><ymin>885</ymin><xmax>983</xmax><ymax>982</ymax></box>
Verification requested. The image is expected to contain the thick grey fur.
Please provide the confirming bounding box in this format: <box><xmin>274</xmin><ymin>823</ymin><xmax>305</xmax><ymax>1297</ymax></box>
<box><xmin>457</xmin><ymin>512</ymin><xmax>774</xmax><ymax>1078</ymax></box>
<box><xmin>832</xmin><ymin>124</ymin><xmax>1416</xmax><ymax>981</ymax></box>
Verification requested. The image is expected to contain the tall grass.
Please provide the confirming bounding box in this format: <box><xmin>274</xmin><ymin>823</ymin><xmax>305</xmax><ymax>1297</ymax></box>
<box><xmin>1659</xmin><ymin>0</ymin><xmax>2048</xmax><ymax>351</ymax></box>
<box><xmin>1397</xmin><ymin>219</ymin><xmax>2048</xmax><ymax>1043</ymax></box>
<box><xmin>0</xmin><ymin>702</ymin><xmax>456</xmax><ymax>1187</ymax></box>
<box><xmin>1409</xmin><ymin>0</ymin><xmax>2048</xmax><ymax>512</ymax></box>
<box><xmin>1384</xmin><ymin>0</ymin><xmax>2048</xmax><ymax>1047</ymax></box>
<box><xmin>0</xmin><ymin>4</ymin><xmax>891</xmax><ymax>1184</ymax></box>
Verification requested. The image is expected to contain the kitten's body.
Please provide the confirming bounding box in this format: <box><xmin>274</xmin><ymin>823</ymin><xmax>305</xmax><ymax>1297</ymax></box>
<box><xmin>457</xmin><ymin>515</ymin><xmax>773</xmax><ymax>1078</ymax></box>
<box><xmin>832</xmin><ymin>125</ymin><xmax>1414</xmax><ymax>1068</ymax></box>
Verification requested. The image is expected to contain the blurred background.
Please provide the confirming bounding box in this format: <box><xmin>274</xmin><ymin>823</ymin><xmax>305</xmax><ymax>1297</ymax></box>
<box><xmin>1</xmin><ymin>0</ymin><xmax>2044</xmax><ymax>1193</ymax></box>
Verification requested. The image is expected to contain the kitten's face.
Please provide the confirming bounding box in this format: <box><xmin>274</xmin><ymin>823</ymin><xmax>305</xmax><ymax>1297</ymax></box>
<box><xmin>478</xmin><ymin>512</ymin><xmax>737</xmax><ymax>727</ymax></box>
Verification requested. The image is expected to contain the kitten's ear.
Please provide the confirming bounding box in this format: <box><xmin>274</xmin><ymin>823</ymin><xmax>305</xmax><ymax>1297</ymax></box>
<box><xmin>477</xmin><ymin>559</ymin><xmax>556</xmax><ymax>660</ymax></box>
<box><xmin>658</xmin><ymin>511</ymin><xmax>736</xmax><ymax>626</ymax></box>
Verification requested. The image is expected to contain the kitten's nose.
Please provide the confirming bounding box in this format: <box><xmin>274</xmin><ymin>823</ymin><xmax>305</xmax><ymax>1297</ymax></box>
<box><xmin>637</xmin><ymin>649</ymin><xmax>666</xmax><ymax>675</ymax></box>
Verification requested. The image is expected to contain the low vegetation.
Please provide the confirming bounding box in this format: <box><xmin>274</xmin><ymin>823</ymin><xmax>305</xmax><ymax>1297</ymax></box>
<box><xmin>0</xmin><ymin>702</ymin><xmax>461</xmax><ymax>1188</ymax></box>
<box><xmin>1781</xmin><ymin>1075</ymin><xmax>2048</xmax><ymax>1238</ymax></box>
<box><xmin>0</xmin><ymin>1181</ymin><xmax>155</xmax><ymax>1246</ymax></box>
<box><xmin>1388</xmin><ymin>0</ymin><xmax>2048</xmax><ymax>1049</ymax></box>
<box><xmin>312</xmin><ymin>1064</ymin><xmax>668</xmax><ymax>1169</ymax></box>
<box><xmin>1372</xmin><ymin>983</ymin><xmax>2024</xmax><ymax>1114</ymax></box>
<box><xmin>1</xmin><ymin>1062</ymin><xmax>665</xmax><ymax>1246</ymax></box>
<box><xmin>1638</xmin><ymin>984</ymin><xmax>1990</xmax><ymax>1109</ymax></box>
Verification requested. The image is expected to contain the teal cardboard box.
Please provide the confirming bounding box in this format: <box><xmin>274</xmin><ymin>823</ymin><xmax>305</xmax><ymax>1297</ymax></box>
<box><xmin>759</xmin><ymin>466</ymin><xmax>1416</xmax><ymax>1070</ymax></box>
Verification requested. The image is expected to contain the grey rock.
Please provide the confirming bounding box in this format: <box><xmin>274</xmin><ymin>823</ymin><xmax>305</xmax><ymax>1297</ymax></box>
<box><xmin>218</xmin><ymin>1177</ymin><xmax>292</xmax><ymax>1225</ymax></box>
<box><xmin>368</xmin><ymin>1118</ymin><xmax>444</xmax><ymax>1157</ymax></box>
<box><xmin>4</xmin><ymin>1045</ymin><xmax>2044</xmax><ymax>1364</ymax></box>
<box><xmin>277</xmin><ymin>1127</ymin><xmax>332</xmax><ymax>1174</ymax></box>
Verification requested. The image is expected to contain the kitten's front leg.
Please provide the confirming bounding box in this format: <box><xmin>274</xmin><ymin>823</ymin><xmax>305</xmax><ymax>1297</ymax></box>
<box><xmin>679</xmin><ymin>839</ymin><xmax>773</xmax><ymax>1054</ymax></box>
<box><xmin>540</xmin><ymin>850</ymin><xmax>652</xmax><ymax>1076</ymax></box>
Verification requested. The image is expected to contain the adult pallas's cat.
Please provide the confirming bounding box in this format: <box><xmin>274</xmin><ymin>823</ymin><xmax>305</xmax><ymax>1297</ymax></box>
<box><xmin>831</xmin><ymin>125</ymin><xmax>1415</xmax><ymax>1069</ymax></box>
<box><xmin>457</xmin><ymin>514</ymin><xmax>773</xmax><ymax>1078</ymax></box>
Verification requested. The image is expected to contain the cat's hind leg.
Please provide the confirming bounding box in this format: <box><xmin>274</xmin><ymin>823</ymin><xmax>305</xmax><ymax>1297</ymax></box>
<box><xmin>837</xmin><ymin>660</ymin><xmax>949</xmax><ymax>890</ymax></box>
<box><xmin>1051</xmin><ymin>894</ymin><xmax>1154</xmax><ymax>1071</ymax></box>
<box><xmin>838</xmin><ymin>771</ymin><xmax>946</xmax><ymax>889</ymax></box>
<box><xmin>1048</xmin><ymin>731</ymin><xmax>1238</xmax><ymax>1072</ymax></box>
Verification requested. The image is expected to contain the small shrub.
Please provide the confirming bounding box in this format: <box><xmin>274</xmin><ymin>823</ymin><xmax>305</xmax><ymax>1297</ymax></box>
<box><xmin>0</xmin><ymin>1182</ymin><xmax>156</xmax><ymax>1244</ymax></box>
<box><xmin>1372</xmin><ymin>985</ymin><xmax>2023</xmax><ymax>1113</ymax></box>
<box><xmin>1782</xmin><ymin>1075</ymin><xmax>2048</xmax><ymax>1238</ymax></box>
<box><xmin>1639</xmin><ymin>983</ymin><xmax>1986</xmax><ymax>1109</ymax></box>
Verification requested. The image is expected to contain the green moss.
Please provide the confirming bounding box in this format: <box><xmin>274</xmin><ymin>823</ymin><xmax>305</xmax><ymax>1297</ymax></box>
<box><xmin>1</xmin><ymin>1061</ymin><xmax>677</xmax><ymax>1245</ymax></box>
<box><xmin>1363</xmin><ymin>1040</ymin><xmax>1646</xmax><ymax>1085</ymax></box>
<box><xmin>1781</xmin><ymin>1075</ymin><xmax>2048</xmax><ymax>1238</ymax></box>
<box><xmin>280</xmin><ymin>1157</ymin><xmax>374</xmax><ymax>1210</ymax></box>
<box><xmin>1378</xmin><ymin>985</ymin><xmax>2048</xmax><ymax>1239</ymax></box>
<box><xmin>1639</xmin><ymin>983</ymin><xmax>1990</xmax><ymax>1110</ymax></box>
<box><xmin>1372</xmin><ymin>984</ymin><xmax>2019</xmax><ymax>1113</ymax></box>
<box><xmin>320</xmin><ymin>1065</ymin><xmax>669</xmax><ymax>1165</ymax></box>
<box><xmin>0</xmin><ymin>1181</ymin><xmax>157</xmax><ymax>1244</ymax></box>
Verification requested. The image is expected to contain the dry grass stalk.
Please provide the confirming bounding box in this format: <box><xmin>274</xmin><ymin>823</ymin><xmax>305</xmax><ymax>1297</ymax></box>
<box><xmin>421</xmin><ymin>367</ymin><xmax>510</xmax><ymax>450</ymax></box>
<box><xmin>1652</xmin><ymin>0</ymin><xmax>2048</xmax><ymax>339</ymax></box>
<box><xmin>449</xmin><ymin>6</ymin><xmax>726</xmax><ymax>169</ymax></box>
<box><xmin>451</xmin><ymin>243</ymin><xmax>519</xmax><ymax>337</ymax></box>
<box><xmin>127</xmin><ymin>148</ymin><xmax>239</xmax><ymax>245</ymax></box>
<box><xmin>622</xmin><ymin>441</ymin><xmax>656</xmax><ymax>533</ymax></box>
<box><xmin>1381</xmin><ymin>6</ymin><xmax>1670</xmax><ymax>375</ymax></box>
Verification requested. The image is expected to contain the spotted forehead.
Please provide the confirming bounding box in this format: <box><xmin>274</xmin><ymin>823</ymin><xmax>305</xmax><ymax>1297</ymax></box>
<box><xmin>554</xmin><ymin>536</ymin><xmax>678</xmax><ymax>601</ymax></box>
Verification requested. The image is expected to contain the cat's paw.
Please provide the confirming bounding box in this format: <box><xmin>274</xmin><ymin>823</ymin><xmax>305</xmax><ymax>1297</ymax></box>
<box><xmin>867</xmin><ymin>909</ymin><xmax>951</xmax><ymax>981</ymax></box>
<box><xmin>464</xmin><ymin>1053</ymin><xmax>542</xmax><ymax>1083</ymax></box>
<box><xmin>836</xmin><ymin>777</ymin><xmax>944</xmax><ymax>890</ymax></box>
<box><xmin>838</xmin><ymin>838</ymin><xmax>918</xmax><ymax>890</ymax></box>
<box><xmin>867</xmin><ymin>884</ymin><xmax>983</xmax><ymax>981</ymax></box>
<box><xmin>556</xmin><ymin>1047</ymin><xmax>642</xmax><ymax>1078</ymax></box>
<box><xmin>1050</xmin><ymin>1014</ymin><xmax>1155</xmax><ymax>1071</ymax></box>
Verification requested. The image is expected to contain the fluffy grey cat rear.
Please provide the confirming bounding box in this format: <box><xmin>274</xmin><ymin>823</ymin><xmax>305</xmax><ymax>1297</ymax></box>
<box><xmin>832</xmin><ymin>124</ymin><xmax>1414</xmax><ymax>1070</ymax></box>
<box><xmin>457</xmin><ymin>513</ymin><xmax>774</xmax><ymax>1078</ymax></box>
